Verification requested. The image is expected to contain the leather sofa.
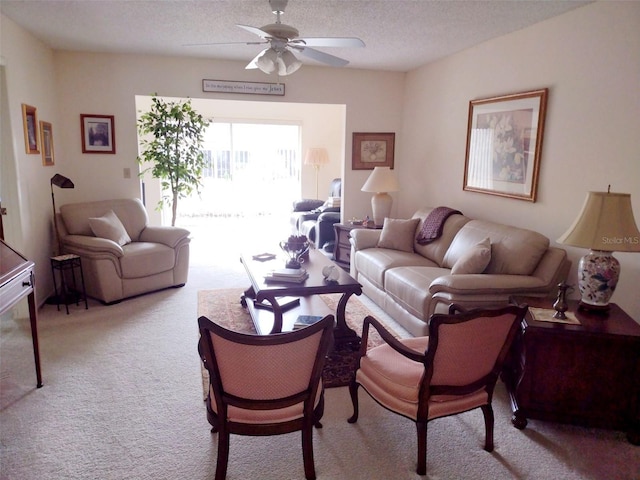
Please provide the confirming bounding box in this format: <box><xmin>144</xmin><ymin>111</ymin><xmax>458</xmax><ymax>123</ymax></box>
<box><xmin>290</xmin><ymin>178</ymin><xmax>342</xmax><ymax>252</ymax></box>
<box><xmin>57</xmin><ymin>198</ymin><xmax>191</xmax><ymax>304</ymax></box>
<box><xmin>350</xmin><ymin>207</ymin><xmax>570</xmax><ymax>337</ymax></box>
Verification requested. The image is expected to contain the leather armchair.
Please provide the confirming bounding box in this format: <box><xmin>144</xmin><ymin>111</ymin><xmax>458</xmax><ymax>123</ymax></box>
<box><xmin>290</xmin><ymin>178</ymin><xmax>342</xmax><ymax>251</ymax></box>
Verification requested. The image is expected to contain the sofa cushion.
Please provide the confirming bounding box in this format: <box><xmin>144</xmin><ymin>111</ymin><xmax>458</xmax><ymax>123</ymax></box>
<box><xmin>451</xmin><ymin>237</ymin><xmax>491</xmax><ymax>275</ymax></box>
<box><xmin>384</xmin><ymin>266</ymin><xmax>451</xmax><ymax>321</ymax></box>
<box><xmin>354</xmin><ymin>249</ymin><xmax>436</xmax><ymax>290</ymax></box>
<box><xmin>411</xmin><ymin>208</ymin><xmax>470</xmax><ymax>267</ymax></box>
<box><xmin>89</xmin><ymin>210</ymin><xmax>131</xmax><ymax>246</ymax></box>
<box><xmin>443</xmin><ymin>220</ymin><xmax>550</xmax><ymax>275</ymax></box>
<box><xmin>119</xmin><ymin>242</ymin><xmax>175</xmax><ymax>278</ymax></box>
<box><xmin>378</xmin><ymin>218</ymin><xmax>420</xmax><ymax>252</ymax></box>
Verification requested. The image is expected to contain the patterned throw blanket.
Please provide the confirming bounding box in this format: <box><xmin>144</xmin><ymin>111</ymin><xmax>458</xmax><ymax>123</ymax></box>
<box><xmin>416</xmin><ymin>206</ymin><xmax>462</xmax><ymax>245</ymax></box>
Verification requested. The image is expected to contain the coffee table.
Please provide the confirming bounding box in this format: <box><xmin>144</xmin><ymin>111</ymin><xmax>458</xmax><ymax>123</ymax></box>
<box><xmin>240</xmin><ymin>249</ymin><xmax>363</xmax><ymax>345</ymax></box>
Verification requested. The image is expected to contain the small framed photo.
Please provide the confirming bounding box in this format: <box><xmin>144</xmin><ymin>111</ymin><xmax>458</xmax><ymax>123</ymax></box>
<box><xmin>40</xmin><ymin>121</ymin><xmax>54</xmax><ymax>166</ymax></box>
<box><xmin>22</xmin><ymin>104</ymin><xmax>39</xmax><ymax>154</ymax></box>
<box><xmin>463</xmin><ymin>89</ymin><xmax>548</xmax><ymax>202</ymax></box>
<box><xmin>352</xmin><ymin>132</ymin><xmax>395</xmax><ymax>170</ymax></box>
<box><xmin>81</xmin><ymin>114</ymin><xmax>115</xmax><ymax>154</ymax></box>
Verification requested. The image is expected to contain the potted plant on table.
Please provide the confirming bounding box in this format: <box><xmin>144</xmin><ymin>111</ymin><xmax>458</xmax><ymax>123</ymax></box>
<box><xmin>137</xmin><ymin>95</ymin><xmax>209</xmax><ymax>226</ymax></box>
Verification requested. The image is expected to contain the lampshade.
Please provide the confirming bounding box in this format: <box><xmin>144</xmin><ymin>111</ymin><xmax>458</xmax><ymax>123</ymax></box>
<box><xmin>51</xmin><ymin>173</ymin><xmax>75</xmax><ymax>189</ymax></box>
<box><xmin>50</xmin><ymin>174</ymin><xmax>75</xmax><ymax>257</ymax></box>
<box><xmin>304</xmin><ymin>147</ymin><xmax>330</xmax><ymax>167</ymax></box>
<box><xmin>557</xmin><ymin>191</ymin><xmax>640</xmax><ymax>252</ymax></box>
<box><xmin>361</xmin><ymin>167</ymin><xmax>399</xmax><ymax>227</ymax></box>
<box><xmin>557</xmin><ymin>190</ymin><xmax>640</xmax><ymax>311</ymax></box>
<box><xmin>256</xmin><ymin>49</ymin><xmax>278</xmax><ymax>74</ymax></box>
<box><xmin>278</xmin><ymin>50</ymin><xmax>301</xmax><ymax>75</ymax></box>
<box><xmin>361</xmin><ymin>166</ymin><xmax>399</xmax><ymax>193</ymax></box>
<box><xmin>255</xmin><ymin>48</ymin><xmax>301</xmax><ymax>76</ymax></box>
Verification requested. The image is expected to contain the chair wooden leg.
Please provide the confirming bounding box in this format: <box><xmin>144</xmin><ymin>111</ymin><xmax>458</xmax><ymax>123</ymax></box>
<box><xmin>481</xmin><ymin>404</ymin><xmax>495</xmax><ymax>452</ymax></box>
<box><xmin>214</xmin><ymin>426</ymin><xmax>230</xmax><ymax>480</ymax></box>
<box><xmin>301</xmin><ymin>422</ymin><xmax>317</xmax><ymax>480</ymax></box>
<box><xmin>416</xmin><ymin>421</ymin><xmax>427</xmax><ymax>475</ymax></box>
<box><xmin>347</xmin><ymin>380</ymin><xmax>359</xmax><ymax>423</ymax></box>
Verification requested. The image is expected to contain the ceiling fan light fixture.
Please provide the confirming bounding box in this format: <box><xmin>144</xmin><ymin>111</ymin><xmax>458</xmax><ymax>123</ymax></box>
<box><xmin>278</xmin><ymin>49</ymin><xmax>301</xmax><ymax>75</ymax></box>
<box><xmin>256</xmin><ymin>48</ymin><xmax>278</xmax><ymax>74</ymax></box>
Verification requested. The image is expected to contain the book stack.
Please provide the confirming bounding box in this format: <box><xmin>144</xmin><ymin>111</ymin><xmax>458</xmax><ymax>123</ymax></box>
<box><xmin>326</xmin><ymin>196</ymin><xmax>341</xmax><ymax>208</ymax></box>
<box><xmin>264</xmin><ymin>268</ymin><xmax>309</xmax><ymax>284</ymax></box>
<box><xmin>293</xmin><ymin>315</ymin><xmax>323</xmax><ymax>330</ymax></box>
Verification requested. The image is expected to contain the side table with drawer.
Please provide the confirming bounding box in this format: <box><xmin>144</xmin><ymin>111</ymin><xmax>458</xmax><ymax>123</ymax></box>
<box><xmin>504</xmin><ymin>296</ymin><xmax>640</xmax><ymax>444</ymax></box>
<box><xmin>333</xmin><ymin>223</ymin><xmax>380</xmax><ymax>270</ymax></box>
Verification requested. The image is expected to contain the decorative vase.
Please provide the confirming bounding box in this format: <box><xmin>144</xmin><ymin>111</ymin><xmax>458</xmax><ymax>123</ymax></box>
<box><xmin>577</xmin><ymin>250</ymin><xmax>620</xmax><ymax>310</ymax></box>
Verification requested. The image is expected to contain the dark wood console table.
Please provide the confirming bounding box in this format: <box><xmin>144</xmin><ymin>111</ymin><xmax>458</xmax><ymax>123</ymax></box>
<box><xmin>504</xmin><ymin>296</ymin><xmax>640</xmax><ymax>444</ymax></box>
<box><xmin>0</xmin><ymin>239</ymin><xmax>43</xmax><ymax>388</ymax></box>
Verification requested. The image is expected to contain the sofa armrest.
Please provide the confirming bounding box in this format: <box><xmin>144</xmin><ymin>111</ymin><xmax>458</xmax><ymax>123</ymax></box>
<box><xmin>62</xmin><ymin>234</ymin><xmax>124</xmax><ymax>257</ymax></box>
<box><xmin>292</xmin><ymin>199</ymin><xmax>324</xmax><ymax>212</ymax></box>
<box><xmin>139</xmin><ymin>226</ymin><xmax>190</xmax><ymax>248</ymax></box>
<box><xmin>350</xmin><ymin>228</ymin><xmax>382</xmax><ymax>251</ymax></box>
<box><xmin>429</xmin><ymin>274</ymin><xmax>551</xmax><ymax>295</ymax></box>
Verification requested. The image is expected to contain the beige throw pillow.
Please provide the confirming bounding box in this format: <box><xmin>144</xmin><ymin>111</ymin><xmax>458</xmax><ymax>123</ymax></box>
<box><xmin>451</xmin><ymin>237</ymin><xmax>491</xmax><ymax>274</ymax></box>
<box><xmin>89</xmin><ymin>210</ymin><xmax>131</xmax><ymax>246</ymax></box>
<box><xmin>377</xmin><ymin>218</ymin><xmax>420</xmax><ymax>253</ymax></box>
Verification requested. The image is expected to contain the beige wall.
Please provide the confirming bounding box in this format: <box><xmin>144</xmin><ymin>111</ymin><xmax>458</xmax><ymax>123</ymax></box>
<box><xmin>401</xmin><ymin>1</ymin><xmax>640</xmax><ymax>319</ymax></box>
<box><xmin>2</xmin><ymin>2</ymin><xmax>639</xmax><ymax>319</ymax></box>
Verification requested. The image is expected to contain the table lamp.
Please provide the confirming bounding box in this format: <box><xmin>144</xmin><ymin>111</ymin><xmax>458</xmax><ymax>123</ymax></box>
<box><xmin>361</xmin><ymin>166</ymin><xmax>399</xmax><ymax>227</ymax></box>
<box><xmin>304</xmin><ymin>147</ymin><xmax>329</xmax><ymax>199</ymax></box>
<box><xmin>557</xmin><ymin>188</ymin><xmax>640</xmax><ymax>310</ymax></box>
<box><xmin>51</xmin><ymin>173</ymin><xmax>74</xmax><ymax>255</ymax></box>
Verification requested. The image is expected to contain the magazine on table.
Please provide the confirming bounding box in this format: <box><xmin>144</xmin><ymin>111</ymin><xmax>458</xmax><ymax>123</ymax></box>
<box><xmin>293</xmin><ymin>315</ymin><xmax>324</xmax><ymax>330</ymax></box>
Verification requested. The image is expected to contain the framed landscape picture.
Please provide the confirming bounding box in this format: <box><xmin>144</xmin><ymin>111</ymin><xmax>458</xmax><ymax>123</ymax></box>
<box><xmin>22</xmin><ymin>104</ymin><xmax>39</xmax><ymax>154</ymax></box>
<box><xmin>40</xmin><ymin>121</ymin><xmax>54</xmax><ymax>166</ymax></box>
<box><xmin>81</xmin><ymin>114</ymin><xmax>116</xmax><ymax>153</ymax></box>
<box><xmin>352</xmin><ymin>132</ymin><xmax>395</xmax><ymax>170</ymax></box>
<box><xmin>463</xmin><ymin>89</ymin><xmax>548</xmax><ymax>202</ymax></box>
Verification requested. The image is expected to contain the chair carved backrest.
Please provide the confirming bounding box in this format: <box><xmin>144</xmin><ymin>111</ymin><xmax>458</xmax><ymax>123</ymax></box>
<box><xmin>199</xmin><ymin>314</ymin><xmax>334</xmax><ymax>416</ymax></box>
<box><xmin>423</xmin><ymin>305</ymin><xmax>526</xmax><ymax>400</ymax></box>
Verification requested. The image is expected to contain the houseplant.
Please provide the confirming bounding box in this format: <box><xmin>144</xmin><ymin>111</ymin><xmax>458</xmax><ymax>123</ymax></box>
<box><xmin>137</xmin><ymin>95</ymin><xmax>209</xmax><ymax>226</ymax></box>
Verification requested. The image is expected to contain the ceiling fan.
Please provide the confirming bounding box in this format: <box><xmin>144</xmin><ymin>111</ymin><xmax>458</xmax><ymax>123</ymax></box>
<box><xmin>186</xmin><ymin>0</ymin><xmax>365</xmax><ymax>76</ymax></box>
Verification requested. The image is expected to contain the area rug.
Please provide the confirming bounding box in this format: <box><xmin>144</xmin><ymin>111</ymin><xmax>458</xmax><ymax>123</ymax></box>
<box><xmin>197</xmin><ymin>288</ymin><xmax>400</xmax><ymax>389</ymax></box>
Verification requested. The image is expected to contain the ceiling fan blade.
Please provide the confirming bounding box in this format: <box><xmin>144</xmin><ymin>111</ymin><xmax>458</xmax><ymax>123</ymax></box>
<box><xmin>294</xmin><ymin>46</ymin><xmax>349</xmax><ymax>67</ymax></box>
<box><xmin>237</xmin><ymin>24</ymin><xmax>272</xmax><ymax>39</ymax></box>
<box><xmin>245</xmin><ymin>49</ymin><xmax>268</xmax><ymax>69</ymax></box>
<box><xmin>297</xmin><ymin>37</ymin><xmax>365</xmax><ymax>48</ymax></box>
<box><xmin>183</xmin><ymin>41</ymin><xmax>266</xmax><ymax>47</ymax></box>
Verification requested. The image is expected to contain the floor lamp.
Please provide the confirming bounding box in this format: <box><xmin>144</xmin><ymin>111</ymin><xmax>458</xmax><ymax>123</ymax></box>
<box><xmin>304</xmin><ymin>148</ymin><xmax>329</xmax><ymax>199</ymax></box>
<box><xmin>51</xmin><ymin>173</ymin><xmax>74</xmax><ymax>256</ymax></box>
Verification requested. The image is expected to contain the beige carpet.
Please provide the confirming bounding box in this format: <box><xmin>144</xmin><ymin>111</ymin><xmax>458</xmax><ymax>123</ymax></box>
<box><xmin>2</xmin><ymin>262</ymin><xmax>639</xmax><ymax>479</ymax></box>
<box><xmin>197</xmin><ymin>288</ymin><xmax>399</xmax><ymax>389</ymax></box>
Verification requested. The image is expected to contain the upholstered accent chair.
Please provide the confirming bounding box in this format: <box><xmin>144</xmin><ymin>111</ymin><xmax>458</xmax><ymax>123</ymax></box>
<box><xmin>348</xmin><ymin>305</ymin><xmax>528</xmax><ymax>475</ymax></box>
<box><xmin>198</xmin><ymin>314</ymin><xmax>335</xmax><ymax>480</ymax></box>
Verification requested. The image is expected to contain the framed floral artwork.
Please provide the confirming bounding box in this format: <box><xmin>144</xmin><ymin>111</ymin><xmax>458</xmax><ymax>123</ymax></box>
<box><xmin>352</xmin><ymin>132</ymin><xmax>395</xmax><ymax>170</ymax></box>
<box><xmin>463</xmin><ymin>89</ymin><xmax>548</xmax><ymax>202</ymax></box>
<box><xmin>40</xmin><ymin>121</ymin><xmax>54</xmax><ymax>166</ymax></box>
<box><xmin>22</xmin><ymin>104</ymin><xmax>39</xmax><ymax>154</ymax></box>
<box><xmin>81</xmin><ymin>114</ymin><xmax>116</xmax><ymax>153</ymax></box>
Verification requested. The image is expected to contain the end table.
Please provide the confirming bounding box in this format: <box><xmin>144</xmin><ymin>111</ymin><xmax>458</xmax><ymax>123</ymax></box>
<box><xmin>504</xmin><ymin>296</ymin><xmax>640</xmax><ymax>444</ymax></box>
<box><xmin>50</xmin><ymin>254</ymin><xmax>88</xmax><ymax>314</ymax></box>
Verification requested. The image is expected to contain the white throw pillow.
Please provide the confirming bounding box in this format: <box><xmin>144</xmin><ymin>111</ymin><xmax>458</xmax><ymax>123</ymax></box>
<box><xmin>89</xmin><ymin>210</ymin><xmax>131</xmax><ymax>246</ymax></box>
<box><xmin>451</xmin><ymin>237</ymin><xmax>491</xmax><ymax>274</ymax></box>
<box><xmin>377</xmin><ymin>218</ymin><xmax>420</xmax><ymax>253</ymax></box>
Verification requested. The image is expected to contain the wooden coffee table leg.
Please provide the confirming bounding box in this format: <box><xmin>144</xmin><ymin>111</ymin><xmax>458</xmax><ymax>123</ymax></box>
<box><xmin>240</xmin><ymin>286</ymin><xmax>255</xmax><ymax>308</ymax></box>
<box><xmin>334</xmin><ymin>292</ymin><xmax>360</xmax><ymax>346</ymax></box>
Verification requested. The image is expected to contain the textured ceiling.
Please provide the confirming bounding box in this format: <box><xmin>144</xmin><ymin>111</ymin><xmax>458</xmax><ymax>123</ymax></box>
<box><xmin>1</xmin><ymin>0</ymin><xmax>591</xmax><ymax>72</ymax></box>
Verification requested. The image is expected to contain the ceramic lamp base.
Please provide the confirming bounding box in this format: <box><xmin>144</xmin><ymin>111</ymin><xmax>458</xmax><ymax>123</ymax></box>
<box><xmin>577</xmin><ymin>250</ymin><xmax>620</xmax><ymax>310</ymax></box>
<box><xmin>371</xmin><ymin>192</ymin><xmax>392</xmax><ymax>227</ymax></box>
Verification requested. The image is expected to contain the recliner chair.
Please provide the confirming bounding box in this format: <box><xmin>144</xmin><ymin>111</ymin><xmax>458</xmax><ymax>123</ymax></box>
<box><xmin>290</xmin><ymin>178</ymin><xmax>342</xmax><ymax>252</ymax></box>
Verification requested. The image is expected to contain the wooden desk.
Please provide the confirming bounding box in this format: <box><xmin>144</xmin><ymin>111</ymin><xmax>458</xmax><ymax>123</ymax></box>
<box><xmin>505</xmin><ymin>296</ymin><xmax>640</xmax><ymax>444</ymax></box>
<box><xmin>0</xmin><ymin>239</ymin><xmax>43</xmax><ymax>388</ymax></box>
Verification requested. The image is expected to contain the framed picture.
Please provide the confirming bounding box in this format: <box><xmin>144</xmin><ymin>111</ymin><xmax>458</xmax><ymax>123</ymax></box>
<box><xmin>463</xmin><ymin>88</ymin><xmax>548</xmax><ymax>202</ymax></box>
<box><xmin>81</xmin><ymin>114</ymin><xmax>116</xmax><ymax>153</ymax></box>
<box><xmin>40</xmin><ymin>121</ymin><xmax>54</xmax><ymax>166</ymax></box>
<box><xmin>22</xmin><ymin>104</ymin><xmax>39</xmax><ymax>154</ymax></box>
<box><xmin>352</xmin><ymin>132</ymin><xmax>395</xmax><ymax>170</ymax></box>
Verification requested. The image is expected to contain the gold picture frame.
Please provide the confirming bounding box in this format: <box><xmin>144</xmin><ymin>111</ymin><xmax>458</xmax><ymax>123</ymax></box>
<box><xmin>352</xmin><ymin>132</ymin><xmax>395</xmax><ymax>170</ymax></box>
<box><xmin>22</xmin><ymin>104</ymin><xmax>39</xmax><ymax>154</ymax></box>
<box><xmin>40</xmin><ymin>121</ymin><xmax>54</xmax><ymax>166</ymax></box>
<box><xmin>463</xmin><ymin>89</ymin><xmax>548</xmax><ymax>202</ymax></box>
